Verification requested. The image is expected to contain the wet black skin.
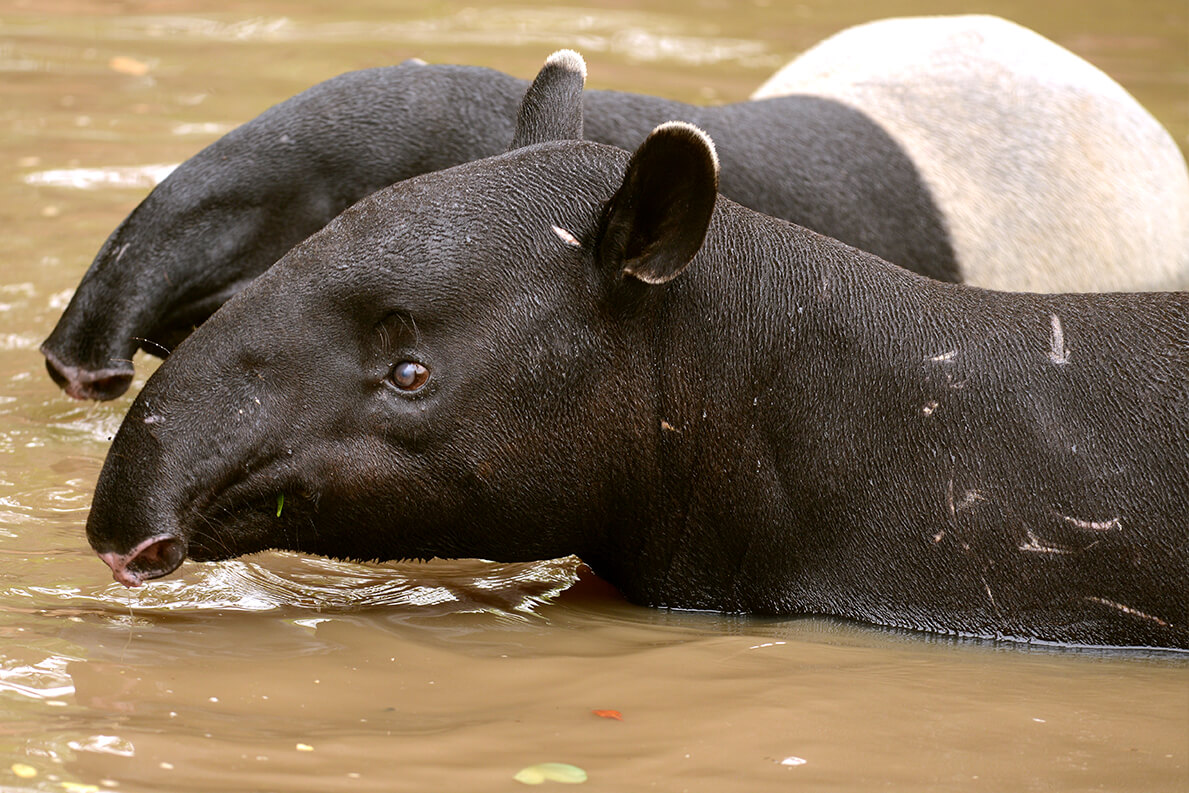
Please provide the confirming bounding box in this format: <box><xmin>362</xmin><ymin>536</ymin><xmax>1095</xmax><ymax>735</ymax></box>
<box><xmin>43</xmin><ymin>58</ymin><xmax>955</xmax><ymax>399</ymax></box>
<box><xmin>86</xmin><ymin>57</ymin><xmax>1189</xmax><ymax>651</ymax></box>
<box><xmin>86</xmin><ymin>58</ymin><xmax>1188</xmax><ymax>648</ymax></box>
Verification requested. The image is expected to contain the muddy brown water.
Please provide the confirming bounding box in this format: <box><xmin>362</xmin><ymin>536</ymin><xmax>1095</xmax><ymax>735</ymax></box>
<box><xmin>1</xmin><ymin>1</ymin><xmax>1187</xmax><ymax>791</ymax></box>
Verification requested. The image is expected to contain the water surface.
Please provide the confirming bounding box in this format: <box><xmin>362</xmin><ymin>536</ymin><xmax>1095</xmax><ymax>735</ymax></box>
<box><xmin>1</xmin><ymin>1</ymin><xmax>1186</xmax><ymax>791</ymax></box>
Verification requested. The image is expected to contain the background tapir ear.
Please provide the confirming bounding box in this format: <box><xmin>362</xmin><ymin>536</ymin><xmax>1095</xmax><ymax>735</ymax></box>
<box><xmin>509</xmin><ymin>49</ymin><xmax>586</xmax><ymax>150</ymax></box>
<box><xmin>597</xmin><ymin>122</ymin><xmax>719</xmax><ymax>285</ymax></box>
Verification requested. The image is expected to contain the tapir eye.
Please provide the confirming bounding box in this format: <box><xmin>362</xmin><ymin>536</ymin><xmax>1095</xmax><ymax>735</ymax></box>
<box><xmin>389</xmin><ymin>361</ymin><xmax>429</xmax><ymax>391</ymax></box>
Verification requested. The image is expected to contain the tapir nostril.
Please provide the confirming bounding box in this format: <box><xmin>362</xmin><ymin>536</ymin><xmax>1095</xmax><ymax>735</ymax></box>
<box><xmin>41</xmin><ymin>349</ymin><xmax>134</xmax><ymax>401</ymax></box>
<box><xmin>99</xmin><ymin>535</ymin><xmax>187</xmax><ymax>588</ymax></box>
<box><xmin>43</xmin><ymin>356</ymin><xmax>71</xmax><ymax>390</ymax></box>
<box><xmin>76</xmin><ymin>370</ymin><xmax>134</xmax><ymax>401</ymax></box>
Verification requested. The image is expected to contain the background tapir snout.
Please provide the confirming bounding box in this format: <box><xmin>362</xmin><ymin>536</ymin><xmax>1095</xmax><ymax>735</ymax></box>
<box><xmin>41</xmin><ymin>347</ymin><xmax>134</xmax><ymax>401</ymax></box>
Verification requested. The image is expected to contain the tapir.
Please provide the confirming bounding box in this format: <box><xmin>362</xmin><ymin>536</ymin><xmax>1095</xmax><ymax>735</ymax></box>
<box><xmin>43</xmin><ymin>16</ymin><xmax>1189</xmax><ymax>402</ymax></box>
<box><xmin>85</xmin><ymin>52</ymin><xmax>1189</xmax><ymax>649</ymax></box>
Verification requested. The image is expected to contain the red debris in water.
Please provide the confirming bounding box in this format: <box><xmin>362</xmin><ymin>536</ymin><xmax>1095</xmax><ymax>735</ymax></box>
<box><xmin>591</xmin><ymin>709</ymin><xmax>623</xmax><ymax>721</ymax></box>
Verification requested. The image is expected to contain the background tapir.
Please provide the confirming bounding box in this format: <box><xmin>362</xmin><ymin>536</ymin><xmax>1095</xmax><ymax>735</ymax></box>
<box><xmin>85</xmin><ymin>52</ymin><xmax>1189</xmax><ymax>649</ymax></box>
<box><xmin>42</xmin><ymin>15</ymin><xmax>1189</xmax><ymax>401</ymax></box>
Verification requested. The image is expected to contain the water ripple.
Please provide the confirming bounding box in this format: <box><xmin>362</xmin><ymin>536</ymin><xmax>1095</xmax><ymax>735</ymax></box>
<box><xmin>23</xmin><ymin>163</ymin><xmax>177</xmax><ymax>191</ymax></box>
<box><xmin>37</xmin><ymin>554</ymin><xmax>584</xmax><ymax>620</ymax></box>
<box><xmin>102</xmin><ymin>8</ymin><xmax>775</xmax><ymax>67</ymax></box>
<box><xmin>0</xmin><ymin>654</ymin><xmax>76</xmax><ymax>701</ymax></box>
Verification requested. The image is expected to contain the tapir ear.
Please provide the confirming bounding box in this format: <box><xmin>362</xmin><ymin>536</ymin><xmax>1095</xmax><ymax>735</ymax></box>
<box><xmin>597</xmin><ymin>122</ymin><xmax>719</xmax><ymax>285</ymax></box>
<box><xmin>509</xmin><ymin>50</ymin><xmax>586</xmax><ymax>150</ymax></box>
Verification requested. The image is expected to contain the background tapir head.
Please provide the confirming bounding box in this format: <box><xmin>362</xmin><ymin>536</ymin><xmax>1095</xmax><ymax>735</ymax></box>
<box><xmin>86</xmin><ymin>51</ymin><xmax>719</xmax><ymax>588</ymax></box>
<box><xmin>41</xmin><ymin>58</ymin><xmax>521</xmax><ymax>401</ymax></box>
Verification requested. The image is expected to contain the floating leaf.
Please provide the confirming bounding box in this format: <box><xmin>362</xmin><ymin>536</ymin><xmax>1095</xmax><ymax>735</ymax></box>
<box><xmin>61</xmin><ymin>784</ymin><xmax>100</xmax><ymax>793</ymax></box>
<box><xmin>276</xmin><ymin>493</ymin><xmax>284</xmax><ymax>517</ymax></box>
<box><xmin>11</xmin><ymin>764</ymin><xmax>36</xmax><ymax>779</ymax></box>
<box><xmin>591</xmin><ymin>709</ymin><xmax>622</xmax><ymax>720</ymax></box>
<box><xmin>513</xmin><ymin>763</ymin><xmax>587</xmax><ymax>785</ymax></box>
<box><xmin>108</xmin><ymin>56</ymin><xmax>150</xmax><ymax>76</ymax></box>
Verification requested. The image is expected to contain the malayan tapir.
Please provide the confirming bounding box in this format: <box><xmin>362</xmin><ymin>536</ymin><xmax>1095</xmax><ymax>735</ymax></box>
<box><xmin>85</xmin><ymin>52</ymin><xmax>1189</xmax><ymax>649</ymax></box>
<box><xmin>42</xmin><ymin>15</ymin><xmax>1189</xmax><ymax>401</ymax></box>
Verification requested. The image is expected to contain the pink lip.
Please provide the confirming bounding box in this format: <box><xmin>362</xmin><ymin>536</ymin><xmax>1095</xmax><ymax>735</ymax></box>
<box><xmin>96</xmin><ymin>533</ymin><xmax>186</xmax><ymax>588</ymax></box>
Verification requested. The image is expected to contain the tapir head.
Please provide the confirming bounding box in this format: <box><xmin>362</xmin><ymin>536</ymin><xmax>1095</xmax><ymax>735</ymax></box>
<box><xmin>86</xmin><ymin>51</ymin><xmax>719</xmax><ymax>587</ymax></box>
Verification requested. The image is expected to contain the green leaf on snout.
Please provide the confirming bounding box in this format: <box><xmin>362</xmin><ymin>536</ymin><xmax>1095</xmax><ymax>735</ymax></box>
<box><xmin>276</xmin><ymin>493</ymin><xmax>284</xmax><ymax>518</ymax></box>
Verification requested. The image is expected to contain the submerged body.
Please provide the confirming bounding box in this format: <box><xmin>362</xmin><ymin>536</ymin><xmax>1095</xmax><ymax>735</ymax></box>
<box><xmin>84</xmin><ymin>54</ymin><xmax>1189</xmax><ymax>649</ymax></box>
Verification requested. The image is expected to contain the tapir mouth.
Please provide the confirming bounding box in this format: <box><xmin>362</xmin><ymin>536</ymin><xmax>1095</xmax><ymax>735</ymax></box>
<box><xmin>97</xmin><ymin>534</ymin><xmax>188</xmax><ymax>587</ymax></box>
<box><xmin>89</xmin><ymin>448</ymin><xmax>321</xmax><ymax>588</ymax></box>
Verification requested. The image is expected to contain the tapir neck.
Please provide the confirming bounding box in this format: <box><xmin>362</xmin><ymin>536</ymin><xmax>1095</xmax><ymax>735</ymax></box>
<box><xmin>602</xmin><ymin>202</ymin><xmax>1189</xmax><ymax>647</ymax></box>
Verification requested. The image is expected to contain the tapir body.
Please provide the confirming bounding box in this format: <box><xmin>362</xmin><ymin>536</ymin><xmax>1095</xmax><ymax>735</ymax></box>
<box><xmin>43</xmin><ymin>15</ymin><xmax>1189</xmax><ymax>400</ymax></box>
<box><xmin>85</xmin><ymin>53</ymin><xmax>1189</xmax><ymax>649</ymax></box>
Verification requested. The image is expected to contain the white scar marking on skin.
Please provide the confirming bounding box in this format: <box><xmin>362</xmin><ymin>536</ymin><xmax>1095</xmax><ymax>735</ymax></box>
<box><xmin>551</xmin><ymin>225</ymin><xmax>581</xmax><ymax>247</ymax></box>
<box><xmin>1048</xmin><ymin>313</ymin><xmax>1070</xmax><ymax>365</ymax></box>
<box><xmin>1061</xmin><ymin>514</ymin><xmax>1122</xmax><ymax>532</ymax></box>
<box><xmin>937</xmin><ymin>480</ymin><xmax>985</xmax><ymax>543</ymax></box>
<box><xmin>113</xmin><ymin>242</ymin><xmax>130</xmax><ymax>263</ymax></box>
<box><xmin>927</xmin><ymin>350</ymin><xmax>957</xmax><ymax>363</ymax></box>
<box><xmin>1019</xmin><ymin>530</ymin><xmax>1072</xmax><ymax>555</ymax></box>
<box><xmin>143</xmin><ymin>414</ymin><xmax>163</xmax><ymax>425</ymax></box>
<box><xmin>921</xmin><ymin>400</ymin><xmax>939</xmax><ymax>416</ymax></box>
<box><xmin>1084</xmin><ymin>596</ymin><xmax>1169</xmax><ymax>627</ymax></box>
<box><xmin>948</xmin><ymin>485</ymin><xmax>985</xmax><ymax>516</ymax></box>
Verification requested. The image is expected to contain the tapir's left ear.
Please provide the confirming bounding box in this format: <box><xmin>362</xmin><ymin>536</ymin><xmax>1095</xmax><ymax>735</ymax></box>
<box><xmin>597</xmin><ymin>122</ymin><xmax>719</xmax><ymax>285</ymax></box>
<box><xmin>509</xmin><ymin>49</ymin><xmax>586</xmax><ymax>150</ymax></box>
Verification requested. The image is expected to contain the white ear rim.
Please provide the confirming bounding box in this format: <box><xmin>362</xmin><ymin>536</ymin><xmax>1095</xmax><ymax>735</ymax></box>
<box><xmin>544</xmin><ymin>49</ymin><xmax>587</xmax><ymax>81</ymax></box>
<box><xmin>647</xmin><ymin>121</ymin><xmax>720</xmax><ymax>173</ymax></box>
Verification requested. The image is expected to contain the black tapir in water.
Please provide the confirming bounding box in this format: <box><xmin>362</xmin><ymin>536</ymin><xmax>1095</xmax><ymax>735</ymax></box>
<box><xmin>43</xmin><ymin>52</ymin><xmax>958</xmax><ymax>402</ymax></box>
<box><xmin>85</xmin><ymin>52</ymin><xmax>1189</xmax><ymax>649</ymax></box>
